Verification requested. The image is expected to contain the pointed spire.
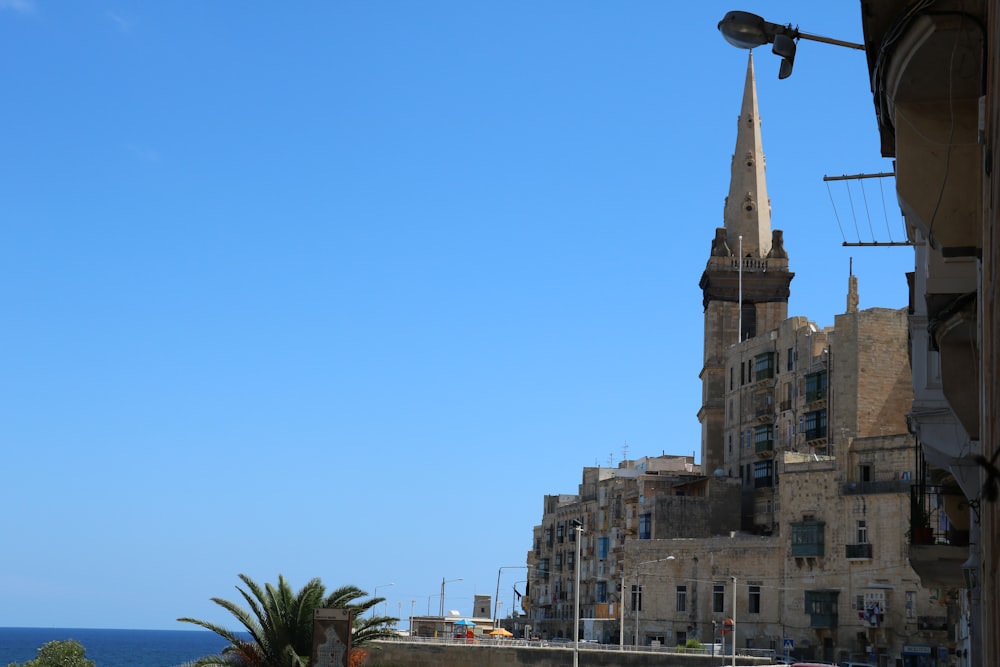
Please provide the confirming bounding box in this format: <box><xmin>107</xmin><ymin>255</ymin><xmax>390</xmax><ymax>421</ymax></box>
<box><xmin>847</xmin><ymin>257</ymin><xmax>859</xmax><ymax>313</ymax></box>
<box><xmin>724</xmin><ymin>52</ymin><xmax>772</xmax><ymax>258</ymax></box>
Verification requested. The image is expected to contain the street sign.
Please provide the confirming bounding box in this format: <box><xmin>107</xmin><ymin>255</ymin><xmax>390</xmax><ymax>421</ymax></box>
<box><xmin>783</xmin><ymin>638</ymin><xmax>794</xmax><ymax>651</ymax></box>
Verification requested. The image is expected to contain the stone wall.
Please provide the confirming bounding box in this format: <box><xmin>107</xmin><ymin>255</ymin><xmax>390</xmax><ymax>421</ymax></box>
<box><xmin>367</xmin><ymin>641</ymin><xmax>776</xmax><ymax>667</ymax></box>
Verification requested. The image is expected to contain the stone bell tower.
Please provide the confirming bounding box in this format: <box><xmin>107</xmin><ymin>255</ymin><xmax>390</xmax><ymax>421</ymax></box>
<box><xmin>698</xmin><ymin>52</ymin><xmax>794</xmax><ymax>474</ymax></box>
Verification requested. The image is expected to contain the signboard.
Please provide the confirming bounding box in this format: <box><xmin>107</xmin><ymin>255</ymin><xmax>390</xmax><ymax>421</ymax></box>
<box><xmin>783</xmin><ymin>638</ymin><xmax>794</xmax><ymax>651</ymax></box>
<box><xmin>311</xmin><ymin>608</ymin><xmax>354</xmax><ymax>667</ymax></box>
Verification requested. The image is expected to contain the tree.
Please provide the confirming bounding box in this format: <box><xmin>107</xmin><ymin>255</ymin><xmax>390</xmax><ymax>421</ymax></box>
<box><xmin>6</xmin><ymin>639</ymin><xmax>96</xmax><ymax>667</ymax></box>
<box><xmin>178</xmin><ymin>573</ymin><xmax>398</xmax><ymax>667</ymax></box>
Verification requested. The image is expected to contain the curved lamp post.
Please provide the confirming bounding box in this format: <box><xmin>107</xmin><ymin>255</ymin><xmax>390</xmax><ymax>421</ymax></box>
<box><xmin>494</xmin><ymin>565</ymin><xmax>528</xmax><ymax>625</ymax></box>
<box><xmin>372</xmin><ymin>582</ymin><xmax>394</xmax><ymax>618</ymax></box>
<box><xmin>634</xmin><ymin>556</ymin><xmax>675</xmax><ymax>647</ymax></box>
<box><xmin>717</xmin><ymin>10</ymin><xmax>863</xmax><ymax>79</ymax></box>
<box><xmin>439</xmin><ymin>576</ymin><xmax>463</xmax><ymax>617</ymax></box>
<box><xmin>572</xmin><ymin>520</ymin><xmax>584</xmax><ymax>667</ymax></box>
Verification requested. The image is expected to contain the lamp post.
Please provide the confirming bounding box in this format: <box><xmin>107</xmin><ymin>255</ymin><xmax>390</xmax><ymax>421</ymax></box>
<box><xmin>717</xmin><ymin>10</ymin><xmax>863</xmax><ymax>79</ymax></box>
<box><xmin>633</xmin><ymin>556</ymin><xmax>675</xmax><ymax>648</ymax></box>
<box><xmin>494</xmin><ymin>565</ymin><xmax>528</xmax><ymax>625</ymax></box>
<box><xmin>372</xmin><ymin>582</ymin><xmax>394</xmax><ymax>618</ymax></box>
<box><xmin>731</xmin><ymin>576</ymin><xmax>737</xmax><ymax>667</ymax></box>
<box><xmin>440</xmin><ymin>576</ymin><xmax>463</xmax><ymax>617</ymax></box>
<box><xmin>619</xmin><ymin>570</ymin><xmax>626</xmax><ymax>649</ymax></box>
<box><xmin>572</xmin><ymin>520</ymin><xmax>583</xmax><ymax>667</ymax></box>
<box><xmin>409</xmin><ymin>599</ymin><xmax>416</xmax><ymax>636</ymax></box>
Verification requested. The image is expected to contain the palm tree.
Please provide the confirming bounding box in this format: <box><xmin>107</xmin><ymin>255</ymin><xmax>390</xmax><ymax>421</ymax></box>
<box><xmin>179</xmin><ymin>574</ymin><xmax>398</xmax><ymax>667</ymax></box>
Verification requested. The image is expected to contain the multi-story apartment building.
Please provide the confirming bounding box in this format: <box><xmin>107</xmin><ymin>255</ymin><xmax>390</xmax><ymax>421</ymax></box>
<box><xmin>856</xmin><ymin>3</ymin><xmax>996</xmax><ymax>666</ymax></box>
<box><xmin>524</xmin><ymin>455</ymin><xmax>743</xmax><ymax>642</ymax></box>
<box><xmin>525</xmin><ymin>53</ymin><xmax>949</xmax><ymax>665</ymax></box>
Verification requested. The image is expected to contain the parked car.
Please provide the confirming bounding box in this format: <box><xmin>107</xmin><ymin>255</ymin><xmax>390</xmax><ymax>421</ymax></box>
<box><xmin>839</xmin><ymin>662</ymin><xmax>877</xmax><ymax>667</ymax></box>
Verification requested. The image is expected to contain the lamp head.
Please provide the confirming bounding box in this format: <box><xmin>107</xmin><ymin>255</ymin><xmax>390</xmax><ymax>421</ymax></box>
<box><xmin>718</xmin><ymin>11</ymin><xmax>771</xmax><ymax>49</ymax></box>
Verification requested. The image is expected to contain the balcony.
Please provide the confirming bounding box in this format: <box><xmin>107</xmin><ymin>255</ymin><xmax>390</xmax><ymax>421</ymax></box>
<box><xmin>755</xmin><ymin>439</ymin><xmax>774</xmax><ymax>456</ymax></box>
<box><xmin>779</xmin><ymin>399</ymin><xmax>792</xmax><ymax>412</ymax></box>
<box><xmin>908</xmin><ymin>484</ymin><xmax>970</xmax><ymax>588</ymax></box>
<box><xmin>804</xmin><ymin>590</ymin><xmax>839</xmax><ymax>629</ymax></box>
<box><xmin>805</xmin><ymin>428</ymin><xmax>826</xmax><ymax>442</ymax></box>
<box><xmin>842</xmin><ymin>479</ymin><xmax>911</xmax><ymax>495</ymax></box>
<box><xmin>791</xmin><ymin>521</ymin><xmax>825</xmax><ymax>557</ymax></box>
<box><xmin>805</xmin><ymin>390</ymin><xmax>826</xmax><ymax>403</ymax></box>
<box><xmin>845</xmin><ymin>543</ymin><xmax>873</xmax><ymax>559</ymax></box>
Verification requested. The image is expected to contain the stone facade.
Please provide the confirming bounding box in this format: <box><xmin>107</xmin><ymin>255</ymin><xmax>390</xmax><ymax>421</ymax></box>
<box><xmin>524</xmin><ymin>48</ymin><xmax>948</xmax><ymax>665</ymax></box>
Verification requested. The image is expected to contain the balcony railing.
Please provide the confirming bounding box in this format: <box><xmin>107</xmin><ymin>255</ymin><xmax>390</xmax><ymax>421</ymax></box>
<box><xmin>805</xmin><ymin>428</ymin><xmax>826</xmax><ymax>442</ymax></box>
<box><xmin>845</xmin><ymin>543</ymin><xmax>873</xmax><ymax>559</ymax></box>
<box><xmin>809</xmin><ymin>612</ymin><xmax>838</xmax><ymax>628</ymax></box>
<box><xmin>755</xmin><ymin>440</ymin><xmax>774</xmax><ymax>455</ymax></box>
<box><xmin>842</xmin><ymin>480</ymin><xmax>910</xmax><ymax>495</ymax></box>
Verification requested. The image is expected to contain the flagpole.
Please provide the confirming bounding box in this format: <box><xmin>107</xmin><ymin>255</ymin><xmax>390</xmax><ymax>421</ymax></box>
<box><xmin>737</xmin><ymin>235</ymin><xmax>743</xmax><ymax>343</ymax></box>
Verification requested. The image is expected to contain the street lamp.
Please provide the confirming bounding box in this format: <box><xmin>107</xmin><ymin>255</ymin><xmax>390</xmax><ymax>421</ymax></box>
<box><xmin>372</xmin><ymin>582</ymin><xmax>394</xmax><ymax>618</ymax></box>
<box><xmin>571</xmin><ymin>520</ymin><xmax>583</xmax><ymax>667</ymax></box>
<box><xmin>439</xmin><ymin>576</ymin><xmax>463</xmax><ymax>617</ymax></box>
<box><xmin>717</xmin><ymin>10</ymin><xmax>864</xmax><ymax>79</ymax></box>
<box><xmin>494</xmin><ymin>565</ymin><xmax>528</xmax><ymax>625</ymax></box>
<box><xmin>634</xmin><ymin>556</ymin><xmax>675</xmax><ymax>647</ymax></box>
<box><xmin>731</xmin><ymin>576</ymin><xmax>737</xmax><ymax>667</ymax></box>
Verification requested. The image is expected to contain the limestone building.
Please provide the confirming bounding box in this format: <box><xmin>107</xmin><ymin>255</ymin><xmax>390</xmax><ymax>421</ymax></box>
<box><xmin>524</xmin><ymin>53</ymin><xmax>947</xmax><ymax>665</ymax></box>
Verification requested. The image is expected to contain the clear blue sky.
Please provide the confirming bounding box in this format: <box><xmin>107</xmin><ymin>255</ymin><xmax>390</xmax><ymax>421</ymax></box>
<box><xmin>1</xmin><ymin>2</ymin><xmax>911</xmax><ymax>630</ymax></box>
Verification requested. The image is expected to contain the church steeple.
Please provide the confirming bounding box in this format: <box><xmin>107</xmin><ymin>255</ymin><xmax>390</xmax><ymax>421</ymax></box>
<box><xmin>698</xmin><ymin>52</ymin><xmax>794</xmax><ymax>476</ymax></box>
<box><xmin>724</xmin><ymin>52</ymin><xmax>772</xmax><ymax>258</ymax></box>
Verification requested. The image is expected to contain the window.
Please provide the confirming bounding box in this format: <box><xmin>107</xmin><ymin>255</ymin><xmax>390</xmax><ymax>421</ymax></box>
<box><xmin>555</xmin><ymin>553</ymin><xmax>563</xmax><ymax>571</ymax></box>
<box><xmin>639</xmin><ymin>513</ymin><xmax>652</xmax><ymax>540</ymax></box>
<box><xmin>754</xmin><ymin>424</ymin><xmax>774</xmax><ymax>453</ymax></box>
<box><xmin>631</xmin><ymin>584</ymin><xmax>643</xmax><ymax>612</ymax></box>
<box><xmin>556</xmin><ymin>524</ymin><xmax>565</xmax><ymax>543</ymax></box>
<box><xmin>569</xmin><ymin>524</ymin><xmax>576</xmax><ymax>542</ymax></box>
<box><xmin>753</xmin><ymin>460</ymin><xmax>773</xmax><ymax>488</ymax></box>
<box><xmin>805</xmin><ymin>370</ymin><xmax>828</xmax><ymax>402</ymax></box>
<box><xmin>713</xmin><ymin>584</ymin><xmax>725</xmax><ymax>613</ymax></box>
<box><xmin>545</xmin><ymin>528</ymin><xmax>553</xmax><ymax>546</ymax></box>
<box><xmin>859</xmin><ymin>464</ymin><xmax>872</xmax><ymax>483</ymax></box>
<box><xmin>787</xmin><ymin>347</ymin><xmax>795</xmax><ymax>371</ymax></box>
<box><xmin>676</xmin><ymin>585</ymin><xmax>687</xmax><ymax>612</ymax></box>
<box><xmin>856</xmin><ymin>519</ymin><xmax>869</xmax><ymax>544</ymax></box>
<box><xmin>730</xmin><ymin>366</ymin><xmax>734</xmax><ymax>391</ymax></box>
<box><xmin>755</xmin><ymin>352</ymin><xmax>775</xmax><ymax>380</ymax></box>
<box><xmin>791</xmin><ymin>520</ymin><xmax>826</xmax><ymax>557</ymax></box>
<box><xmin>539</xmin><ymin>559</ymin><xmax>550</xmax><ymax>578</ymax></box>
<box><xmin>749</xmin><ymin>584</ymin><xmax>761</xmax><ymax>614</ymax></box>
<box><xmin>805</xmin><ymin>409</ymin><xmax>827</xmax><ymax>441</ymax></box>
<box><xmin>596</xmin><ymin>581</ymin><xmax>607</xmax><ymax>603</ymax></box>
<box><xmin>906</xmin><ymin>591</ymin><xmax>916</xmax><ymax>619</ymax></box>
<box><xmin>804</xmin><ymin>590</ymin><xmax>839</xmax><ymax>628</ymax></box>
<box><xmin>598</xmin><ymin>536</ymin><xmax>609</xmax><ymax>559</ymax></box>
<box><xmin>741</xmin><ymin>303</ymin><xmax>756</xmax><ymax>340</ymax></box>
<box><xmin>567</xmin><ymin>551</ymin><xmax>575</xmax><ymax>568</ymax></box>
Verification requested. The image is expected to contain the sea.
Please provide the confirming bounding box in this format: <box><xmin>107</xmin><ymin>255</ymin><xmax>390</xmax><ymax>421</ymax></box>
<box><xmin>0</xmin><ymin>627</ymin><xmax>232</xmax><ymax>667</ymax></box>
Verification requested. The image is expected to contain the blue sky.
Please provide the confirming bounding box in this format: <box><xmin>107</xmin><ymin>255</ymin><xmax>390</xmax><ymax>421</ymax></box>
<box><xmin>0</xmin><ymin>2</ymin><xmax>912</xmax><ymax>631</ymax></box>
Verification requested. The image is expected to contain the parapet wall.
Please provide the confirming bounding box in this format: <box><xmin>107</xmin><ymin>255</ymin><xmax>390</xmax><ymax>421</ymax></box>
<box><xmin>367</xmin><ymin>640</ymin><xmax>776</xmax><ymax>667</ymax></box>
